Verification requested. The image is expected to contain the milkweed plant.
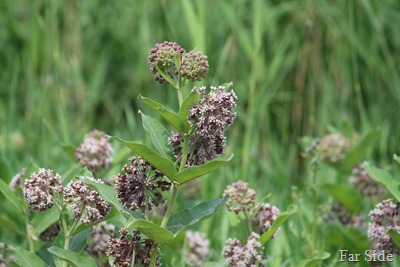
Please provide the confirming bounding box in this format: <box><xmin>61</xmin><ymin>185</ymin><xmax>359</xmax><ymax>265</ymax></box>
<box><xmin>0</xmin><ymin>41</ymin><xmax>295</xmax><ymax>267</ymax></box>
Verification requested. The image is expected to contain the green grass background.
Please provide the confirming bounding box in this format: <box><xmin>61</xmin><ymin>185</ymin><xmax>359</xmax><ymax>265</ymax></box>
<box><xmin>1</xmin><ymin>0</ymin><xmax>400</xmax><ymax>265</ymax></box>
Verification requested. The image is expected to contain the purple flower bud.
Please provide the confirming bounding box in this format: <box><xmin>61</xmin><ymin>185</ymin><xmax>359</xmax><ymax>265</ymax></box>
<box><xmin>180</xmin><ymin>50</ymin><xmax>209</xmax><ymax>82</ymax></box>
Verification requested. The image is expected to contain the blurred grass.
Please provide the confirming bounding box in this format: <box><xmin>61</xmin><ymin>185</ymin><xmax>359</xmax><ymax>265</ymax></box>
<box><xmin>1</xmin><ymin>0</ymin><xmax>400</xmax><ymax>265</ymax></box>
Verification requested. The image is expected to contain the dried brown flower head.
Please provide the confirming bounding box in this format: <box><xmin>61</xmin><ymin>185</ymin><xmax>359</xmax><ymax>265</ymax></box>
<box><xmin>107</xmin><ymin>229</ymin><xmax>160</xmax><ymax>267</ymax></box>
<box><xmin>115</xmin><ymin>157</ymin><xmax>170</xmax><ymax>214</ymax></box>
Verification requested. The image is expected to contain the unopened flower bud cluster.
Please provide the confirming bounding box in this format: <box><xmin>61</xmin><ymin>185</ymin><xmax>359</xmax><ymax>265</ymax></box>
<box><xmin>148</xmin><ymin>41</ymin><xmax>209</xmax><ymax>84</ymax></box>
<box><xmin>185</xmin><ymin>231</ymin><xmax>210</xmax><ymax>267</ymax></box>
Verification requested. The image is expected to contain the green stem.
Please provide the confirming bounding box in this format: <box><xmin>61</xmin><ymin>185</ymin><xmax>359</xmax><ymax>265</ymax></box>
<box><xmin>149</xmin><ymin>244</ymin><xmax>159</xmax><ymax>267</ymax></box>
<box><xmin>161</xmin><ymin>183</ymin><xmax>179</xmax><ymax>228</ymax></box>
<box><xmin>24</xmin><ymin>215</ymin><xmax>35</xmax><ymax>253</ymax></box>
<box><xmin>130</xmin><ymin>247</ymin><xmax>136</xmax><ymax>267</ymax></box>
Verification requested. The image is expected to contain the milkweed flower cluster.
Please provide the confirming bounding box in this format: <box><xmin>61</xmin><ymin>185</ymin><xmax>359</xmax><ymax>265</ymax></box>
<box><xmin>9</xmin><ymin>167</ymin><xmax>26</xmax><ymax>191</ymax></box>
<box><xmin>185</xmin><ymin>231</ymin><xmax>210</xmax><ymax>267</ymax></box>
<box><xmin>319</xmin><ymin>133</ymin><xmax>350</xmax><ymax>163</ymax></box>
<box><xmin>39</xmin><ymin>222</ymin><xmax>61</xmax><ymax>242</ymax></box>
<box><xmin>368</xmin><ymin>199</ymin><xmax>400</xmax><ymax>254</ymax></box>
<box><xmin>115</xmin><ymin>157</ymin><xmax>170</xmax><ymax>214</ymax></box>
<box><xmin>0</xmin><ymin>243</ymin><xmax>14</xmax><ymax>267</ymax></box>
<box><xmin>324</xmin><ymin>203</ymin><xmax>366</xmax><ymax>230</ymax></box>
<box><xmin>148</xmin><ymin>41</ymin><xmax>209</xmax><ymax>85</ymax></box>
<box><xmin>148</xmin><ymin>41</ymin><xmax>185</xmax><ymax>84</ymax></box>
<box><xmin>75</xmin><ymin>130</ymin><xmax>113</xmax><ymax>175</ymax></box>
<box><xmin>223</xmin><ymin>180</ymin><xmax>257</xmax><ymax>214</ymax></box>
<box><xmin>180</xmin><ymin>50</ymin><xmax>209</xmax><ymax>82</ymax></box>
<box><xmin>23</xmin><ymin>168</ymin><xmax>63</xmax><ymax>211</ymax></box>
<box><xmin>254</xmin><ymin>203</ymin><xmax>281</xmax><ymax>239</ymax></box>
<box><xmin>223</xmin><ymin>180</ymin><xmax>281</xmax><ymax>239</ymax></box>
<box><xmin>170</xmin><ymin>85</ymin><xmax>237</xmax><ymax>165</ymax></box>
<box><xmin>85</xmin><ymin>222</ymin><xmax>115</xmax><ymax>258</ymax></box>
<box><xmin>107</xmin><ymin>229</ymin><xmax>160</xmax><ymax>267</ymax></box>
<box><xmin>64</xmin><ymin>177</ymin><xmax>112</xmax><ymax>224</ymax></box>
<box><xmin>222</xmin><ymin>232</ymin><xmax>265</xmax><ymax>267</ymax></box>
<box><xmin>351</xmin><ymin>165</ymin><xmax>385</xmax><ymax>197</ymax></box>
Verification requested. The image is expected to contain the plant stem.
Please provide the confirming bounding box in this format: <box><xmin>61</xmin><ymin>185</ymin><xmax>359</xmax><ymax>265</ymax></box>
<box><xmin>24</xmin><ymin>215</ymin><xmax>35</xmax><ymax>252</ymax></box>
<box><xmin>161</xmin><ymin>183</ymin><xmax>179</xmax><ymax>228</ymax></box>
<box><xmin>149</xmin><ymin>244</ymin><xmax>158</xmax><ymax>267</ymax></box>
<box><xmin>130</xmin><ymin>247</ymin><xmax>136</xmax><ymax>267</ymax></box>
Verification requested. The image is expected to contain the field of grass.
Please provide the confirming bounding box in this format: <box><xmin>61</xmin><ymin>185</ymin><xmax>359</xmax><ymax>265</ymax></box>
<box><xmin>1</xmin><ymin>0</ymin><xmax>400</xmax><ymax>266</ymax></box>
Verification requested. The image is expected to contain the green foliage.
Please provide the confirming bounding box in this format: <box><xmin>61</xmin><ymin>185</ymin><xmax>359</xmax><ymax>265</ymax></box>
<box><xmin>173</xmin><ymin>154</ymin><xmax>234</xmax><ymax>184</ymax></box>
<box><xmin>48</xmin><ymin>247</ymin><xmax>97</xmax><ymax>267</ymax></box>
<box><xmin>364</xmin><ymin>162</ymin><xmax>400</xmax><ymax>201</ymax></box>
<box><xmin>113</xmin><ymin>137</ymin><xmax>177</xmax><ymax>179</ymax></box>
<box><xmin>259</xmin><ymin>205</ymin><xmax>297</xmax><ymax>245</ymax></box>
<box><xmin>13</xmin><ymin>247</ymin><xmax>48</xmax><ymax>267</ymax></box>
<box><xmin>322</xmin><ymin>184</ymin><xmax>363</xmax><ymax>214</ymax></box>
<box><xmin>299</xmin><ymin>251</ymin><xmax>331</xmax><ymax>267</ymax></box>
<box><xmin>127</xmin><ymin>220</ymin><xmax>174</xmax><ymax>243</ymax></box>
<box><xmin>166</xmin><ymin>196</ymin><xmax>228</xmax><ymax>235</ymax></box>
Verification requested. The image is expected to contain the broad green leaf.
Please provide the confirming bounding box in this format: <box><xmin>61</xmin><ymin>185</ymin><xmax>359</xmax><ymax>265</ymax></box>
<box><xmin>0</xmin><ymin>179</ymin><xmax>25</xmax><ymax>216</ymax></box>
<box><xmin>32</xmin><ymin>207</ymin><xmax>59</xmax><ymax>237</ymax></box>
<box><xmin>140</xmin><ymin>111</ymin><xmax>172</xmax><ymax>158</ymax></box>
<box><xmin>167</xmin><ymin>196</ymin><xmax>228</xmax><ymax>235</ymax></box>
<box><xmin>299</xmin><ymin>251</ymin><xmax>331</xmax><ymax>267</ymax></box>
<box><xmin>388</xmin><ymin>229</ymin><xmax>400</xmax><ymax>249</ymax></box>
<box><xmin>48</xmin><ymin>246</ymin><xmax>97</xmax><ymax>267</ymax></box>
<box><xmin>173</xmin><ymin>154</ymin><xmax>234</xmax><ymax>184</ymax></box>
<box><xmin>139</xmin><ymin>95</ymin><xmax>185</xmax><ymax>132</ymax></box>
<box><xmin>394</xmin><ymin>154</ymin><xmax>400</xmax><ymax>166</ymax></box>
<box><xmin>113</xmin><ymin>137</ymin><xmax>177</xmax><ymax>179</ymax></box>
<box><xmin>259</xmin><ymin>205</ymin><xmax>297</xmax><ymax>245</ymax></box>
<box><xmin>203</xmin><ymin>260</ymin><xmax>227</xmax><ymax>267</ymax></box>
<box><xmin>337</xmin><ymin>129</ymin><xmax>380</xmax><ymax>174</ymax></box>
<box><xmin>178</xmin><ymin>90</ymin><xmax>200</xmax><ymax>131</ymax></box>
<box><xmin>127</xmin><ymin>219</ymin><xmax>174</xmax><ymax>243</ymax></box>
<box><xmin>322</xmin><ymin>184</ymin><xmax>363</xmax><ymax>213</ymax></box>
<box><xmin>0</xmin><ymin>215</ymin><xmax>26</xmax><ymax>237</ymax></box>
<box><xmin>82</xmin><ymin>178</ymin><xmax>131</xmax><ymax>220</ymax></box>
<box><xmin>364</xmin><ymin>162</ymin><xmax>400</xmax><ymax>201</ymax></box>
<box><xmin>13</xmin><ymin>247</ymin><xmax>48</xmax><ymax>267</ymax></box>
